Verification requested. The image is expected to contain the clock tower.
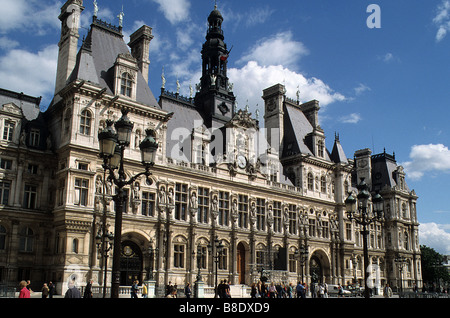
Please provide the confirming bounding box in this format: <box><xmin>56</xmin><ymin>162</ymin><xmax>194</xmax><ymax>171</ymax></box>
<box><xmin>195</xmin><ymin>4</ymin><xmax>236</xmax><ymax>128</ymax></box>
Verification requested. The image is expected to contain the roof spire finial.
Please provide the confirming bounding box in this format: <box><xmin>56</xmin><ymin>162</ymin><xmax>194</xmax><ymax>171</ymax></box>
<box><xmin>117</xmin><ymin>5</ymin><xmax>124</xmax><ymax>28</ymax></box>
<box><xmin>214</xmin><ymin>0</ymin><xmax>218</xmax><ymax>10</ymax></box>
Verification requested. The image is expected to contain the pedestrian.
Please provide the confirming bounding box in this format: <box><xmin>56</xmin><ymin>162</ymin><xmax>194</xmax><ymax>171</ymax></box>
<box><xmin>268</xmin><ymin>282</ymin><xmax>277</xmax><ymax>298</ymax></box>
<box><xmin>26</xmin><ymin>280</ymin><xmax>33</xmax><ymax>293</ymax></box>
<box><xmin>64</xmin><ymin>281</ymin><xmax>81</xmax><ymax>298</ymax></box>
<box><xmin>19</xmin><ymin>281</ymin><xmax>30</xmax><ymax>298</ymax></box>
<box><xmin>338</xmin><ymin>284</ymin><xmax>344</xmax><ymax>298</ymax></box>
<box><xmin>323</xmin><ymin>282</ymin><xmax>328</xmax><ymax>298</ymax></box>
<box><xmin>48</xmin><ymin>281</ymin><xmax>55</xmax><ymax>298</ymax></box>
<box><xmin>84</xmin><ymin>280</ymin><xmax>93</xmax><ymax>298</ymax></box>
<box><xmin>260</xmin><ymin>281</ymin><xmax>267</xmax><ymax>298</ymax></box>
<box><xmin>251</xmin><ymin>283</ymin><xmax>258</xmax><ymax>298</ymax></box>
<box><xmin>142</xmin><ymin>282</ymin><xmax>148</xmax><ymax>298</ymax></box>
<box><xmin>131</xmin><ymin>280</ymin><xmax>139</xmax><ymax>298</ymax></box>
<box><xmin>318</xmin><ymin>283</ymin><xmax>325</xmax><ymax>298</ymax></box>
<box><xmin>383</xmin><ymin>284</ymin><xmax>393</xmax><ymax>298</ymax></box>
<box><xmin>184</xmin><ymin>283</ymin><xmax>191</xmax><ymax>298</ymax></box>
<box><xmin>223</xmin><ymin>280</ymin><xmax>231</xmax><ymax>298</ymax></box>
<box><xmin>166</xmin><ymin>281</ymin><xmax>174</xmax><ymax>297</ymax></box>
<box><xmin>41</xmin><ymin>283</ymin><xmax>49</xmax><ymax>298</ymax></box>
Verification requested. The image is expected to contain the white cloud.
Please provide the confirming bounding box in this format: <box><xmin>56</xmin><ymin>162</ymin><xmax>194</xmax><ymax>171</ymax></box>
<box><xmin>354</xmin><ymin>83</ymin><xmax>371</xmax><ymax>96</ymax></box>
<box><xmin>237</xmin><ymin>31</ymin><xmax>309</xmax><ymax>69</ymax></box>
<box><xmin>402</xmin><ymin>144</ymin><xmax>450</xmax><ymax>180</ymax></box>
<box><xmin>339</xmin><ymin>113</ymin><xmax>362</xmax><ymax>124</ymax></box>
<box><xmin>151</xmin><ymin>0</ymin><xmax>191</xmax><ymax>25</ymax></box>
<box><xmin>0</xmin><ymin>45</ymin><xmax>58</xmax><ymax>104</ymax></box>
<box><xmin>433</xmin><ymin>0</ymin><xmax>450</xmax><ymax>42</ymax></box>
<box><xmin>0</xmin><ymin>0</ymin><xmax>61</xmax><ymax>35</ymax></box>
<box><xmin>420</xmin><ymin>222</ymin><xmax>450</xmax><ymax>254</ymax></box>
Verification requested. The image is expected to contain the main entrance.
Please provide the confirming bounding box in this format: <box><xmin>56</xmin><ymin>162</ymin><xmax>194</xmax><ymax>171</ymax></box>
<box><xmin>120</xmin><ymin>241</ymin><xmax>143</xmax><ymax>286</ymax></box>
<box><xmin>310</xmin><ymin>256</ymin><xmax>323</xmax><ymax>284</ymax></box>
<box><xmin>237</xmin><ymin>243</ymin><xmax>246</xmax><ymax>284</ymax></box>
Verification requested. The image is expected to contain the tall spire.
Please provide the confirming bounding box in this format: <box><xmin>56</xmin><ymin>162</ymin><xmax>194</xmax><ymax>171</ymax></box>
<box><xmin>194</xmin><ymin>5</ymin><xmax>236</xmax><ymax>126</ymax></box>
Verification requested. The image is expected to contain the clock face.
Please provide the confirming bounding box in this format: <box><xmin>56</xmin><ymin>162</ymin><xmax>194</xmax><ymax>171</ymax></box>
<box><xmin>237</xmin><ymin>155</ymin><xmax>247</xmax><ymax>169</ymax></box>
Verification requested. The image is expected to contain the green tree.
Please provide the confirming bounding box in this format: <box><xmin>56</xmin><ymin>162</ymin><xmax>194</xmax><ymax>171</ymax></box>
<box><xmin>420</xmin><ymin>245</ymin><xmax>450</xmax><ymax>290</ymax></box>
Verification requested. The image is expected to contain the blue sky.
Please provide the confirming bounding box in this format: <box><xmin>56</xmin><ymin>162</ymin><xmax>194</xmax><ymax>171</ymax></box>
<box><xmin>0</xmin><ymin>0</ymin><xmax>449</xmax><ymax>254</ymax></box>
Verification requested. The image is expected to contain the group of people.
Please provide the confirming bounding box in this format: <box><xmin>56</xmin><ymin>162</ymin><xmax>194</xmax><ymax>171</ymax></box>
<box><xmin>18</xmin><ymin>280</ymin><xmax>57</xmax><ymax>299</ymax></box>
<box><xmin>251</xmin><ymin>281</ymin><xmax>298</xmax><ymax>298</ymax></box>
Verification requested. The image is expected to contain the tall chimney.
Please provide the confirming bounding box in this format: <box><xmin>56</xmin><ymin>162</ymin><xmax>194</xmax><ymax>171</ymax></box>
<box><xmin>128</xmin><ymin>25</ymin><xmax>154</xmax><ymax>84</ymax></box>
<box><xmin>55</xmin><ymin>0</ymin><xmax>84</xmax><ymax>95</ymax></box>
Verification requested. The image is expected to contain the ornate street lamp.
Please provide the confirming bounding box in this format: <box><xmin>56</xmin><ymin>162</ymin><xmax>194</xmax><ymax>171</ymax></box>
<box><xmin>208</xmin><ymin>236</ymin><xmax>224</xmax><ymax>298</ymax></box>
<box><xmin>98</xmin><ymin>109</ymin><xmax>158</xmax><ymax>298</ymax></box>
<box><xmin>294</xmin><ymin>245</ymin><xmax>309</xmax><ymax>283</ymax></box>
<box><xmin>345</xmin><ymin>178</ymin><xmax>384</xmax><ymax>299</ymax></box>
<box><xmin>95</xmin><ymin>227</ymin><xmax>114</xmax><ymax>298</ymax></box>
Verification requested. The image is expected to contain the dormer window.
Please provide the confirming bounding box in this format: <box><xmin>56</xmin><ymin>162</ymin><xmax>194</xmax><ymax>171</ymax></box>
<box><xmin>80</xmin><ymin>110</ymin><xmax>92</xmax><ymax>136</ymax></box>
<box><xmin>120</xmin><ymin>72</ymin><xmax>133</xmax><ymax>97</ymax></box>
<box><xmin>114</xmin><ymin>53</ymin><xmax>138</xmax><ymax>100</ymax></box>
<box><xmin>317</xmin><ymin>140</ymin><xmax>325</xmax><ymax>158</ymax></box>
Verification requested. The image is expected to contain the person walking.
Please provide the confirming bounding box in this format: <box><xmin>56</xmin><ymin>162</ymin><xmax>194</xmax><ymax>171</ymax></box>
<box><xmin>383</xmin><ymin>284</ymin><xmax>393</xmax><ymax>298</ymax></box>
<box><xmin>64</xmin><ymin>281</ymin><xmax>81</xmax><ymax>298</ymax></box>
<box><xmin>41</xmin><ymin>283</ymin><xmax>49</xmax><ymax>298</ymax></box>
<box><xmin>130</xmin><ymin>280</ymin><xmax>139</xmax><ymax>298</ymax></box>
<box><xmin>84</xmin><ymin>280</ymin><xmax>93</xmax><ymax>298</ymax></box>
<box><xmin>184</xmin><ymin>283</ymin><xmax>191</xmax><ymax>298</ymax></box>
<box><xmin>142</xmin><ymin>282</ymin><xmax>148</xmax><ymax>298</ymax></box>
<box><xmin>18</xmin><ymin>281</ymin><xmax>30</xmax><ymax>298</ymax></box>
<box><xmin>48</xmin><ymin>281</ymin><xmax>55</xmax><ymax>298</ymax></box>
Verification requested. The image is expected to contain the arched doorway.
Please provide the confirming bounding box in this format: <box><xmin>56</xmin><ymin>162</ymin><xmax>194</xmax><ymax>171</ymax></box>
<box><xmin>310</xmin><ymin>255</ymin><xmax>323</xmax><ymax>284</ymax></box>
<box><xmin>237</xmin><ymin>243</ymin><xmax>246</xmax><ymax>284</ymax></box>
<box><xmin>120</xmin><ymin>241</ymin><xmax>143</xmax><ymax>286</ymax></box>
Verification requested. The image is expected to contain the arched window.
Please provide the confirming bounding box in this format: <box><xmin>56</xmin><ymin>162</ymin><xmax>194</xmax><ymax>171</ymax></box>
<box><xmin>404</xmin><ymin>232</ymin><xmax>409</xmax><ymax>250</ymax></box>
<box><xmin>121</xmin><ymin>72</ymin><xmax>133</xmax><ymax>97</ymax></box>
<box><xmin>72</xmin><ymin>238</ymin><xmax>79</xmax><ymax>254</ymax></box>
<box><xmin>19</xmin><ymin>227</ymin><xmax>34</xmax><ymax>252</ymax></box>
<box><xmin>80</xmin><ymin>110</ymin><xmax>92</xmax><ymax>136</ymax></box>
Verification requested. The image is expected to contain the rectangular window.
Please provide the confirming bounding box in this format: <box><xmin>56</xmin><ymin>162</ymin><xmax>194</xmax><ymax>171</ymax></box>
<box><xmin>273</xmin><ymin>201</ymin><xmax>282</xmax><ymax>233</ymax></box>
<box><xmin>238</xmin><ymin>194</ymin><xmax>248</xmax><ymax>229</ymax></box>
<box><xmin>346</xmin><ymin>223</ymin><xmax>352</xmax><ymax>241</ymax></box>
<box><xmin>3</xmin><ymin>121</ymin><xmax>14</xmax><ymax>141</ymax></box>
<box><xmin>289</xmin><ymin>253</ymin><xmax>296</xmax><ymax>273</ymax></box>
<box><xmin>58</xmin><ymin>179</ymin><xmax>65</xmax><ymax>206</ymax></box>
<box><xmin>289</xmin><ymin>204</ymin><xmax>297</xmax><ymax>235</ymax></box>
<box><xmin>322</xmin><ymin>221</ymin><xmax>329</xmax><ymax>238</ymax></box>
<box><xmin>27</xmin><ymin>164</ymin><xmax>38</xmax><ymax>174</ymax></box>
<box><xmin>256</xmin><ymin>198</ymin><xmax>265</xmax><ymax>231</ymax></box>
<box><xmin>23</xmin><ymin>185</ymin><xmax>37</xmax><ymax>209</ymax></box>
<box><xmin>29</xmin><ymin>129</ymin><xmax>40</xmax><ymax>147</ymax></box>
<box><xmin>175</xmin><ymin>183</ymin><xmax>188</xmax><ymax>221</ymax></box>
<box><xmin>174</xmin><ymin>244</ymin><xmax>185</xmax><ymax>268</ymax></box>
<box><xmin>0</xmin><ymin>181</ymin><xmax>11</xmax><ymax>205</ymax></box>
<box><xmin>74</xmin><ymin>178</ymin><xmax>89</xmax><ymax>206</ymax></box>
<box><xmin>309</xmin><ymin>219</ymin><xmax>316</xmax><ymax>237</ymax></box>
<box><xmin>219</xmin><ymin>248</ymin><xmax>228</xmax><ymax>270</ymax></box>
<box><xmin>218</xmin><ymin>191</ymin><xmax>229</xmax><ymax>226</ymax></box>
<box><xmin>142</xmin><ymin>192</ymin><xmax>155</xmax><ymax>216</ymax></box>
<box><xmin>256</xmin><ymin>251</ymin><xmax>265</xmax><ymax>266</ymax></box>
<box><xmin>197</xmin><ymin>187</ymin><xmax>209</xmax><ymax>224</ymax></box>
<box><xmin>0</xmin><ymin>158</ymin><xmax>12</xmax><ymax>170</ymax></box>
<box><xmin>197</xmin><ymin>246</ymin><xmax>207</xmax><ymax>269</ymax></box>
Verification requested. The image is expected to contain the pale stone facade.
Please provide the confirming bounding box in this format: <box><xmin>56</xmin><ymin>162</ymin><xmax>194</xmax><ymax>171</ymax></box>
<box><xmin>0</xmin><ymin>1</ymin><xmax>422</xmax><ymax>295</ymax></box>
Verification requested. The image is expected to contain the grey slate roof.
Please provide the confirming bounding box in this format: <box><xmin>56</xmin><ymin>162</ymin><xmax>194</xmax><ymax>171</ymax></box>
<box><xmin>330</xmin><ymin>137</ymin><xmax>348</xmax><ymax>164</ymax></box>
<box><xmin>160</xmin><ymin>96</ymin><xmax>204</xmax><ymax>162</ymax></box>
<box><xmin>0</xmin><ymin>88</ymin><xmax>41</xmax><ymax>121</ymax></box>
<box><xmin>69</xmin><ymin>21</ymin><xmax>159</xmax><ymax>108</ymax></box>
<box><xmin>282</xmin><ymin>103</ymin><xmax>331</xmax><ymax>161</ymax></box>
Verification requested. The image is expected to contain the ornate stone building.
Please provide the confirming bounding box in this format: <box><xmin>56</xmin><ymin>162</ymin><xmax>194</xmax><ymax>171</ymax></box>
<box><xmin>0</xmin><ymin>1</ymin><xmax>422</xmax><ymax>295</ymax></box>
